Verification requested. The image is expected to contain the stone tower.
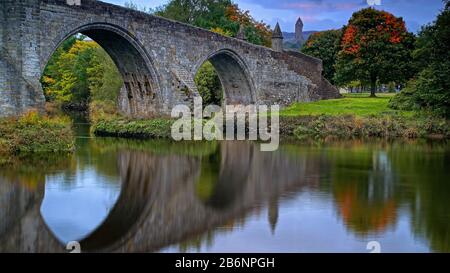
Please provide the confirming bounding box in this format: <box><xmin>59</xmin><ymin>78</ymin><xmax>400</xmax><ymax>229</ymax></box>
<box><xmin>295</xmin><ymin>17</ymin><xmax>304</xmax><ymax>43</ymax></box>
<box><xmin>272</xmin><ymin>23</ymin><xmax>284</xmax><ymax>52</ymax></box>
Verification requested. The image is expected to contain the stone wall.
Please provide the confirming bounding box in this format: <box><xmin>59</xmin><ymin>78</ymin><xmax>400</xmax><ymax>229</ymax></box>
<box><xmin>0</xmin><ymin>0</ymin><xmax>46</xmax><ymax>116</ymax></box>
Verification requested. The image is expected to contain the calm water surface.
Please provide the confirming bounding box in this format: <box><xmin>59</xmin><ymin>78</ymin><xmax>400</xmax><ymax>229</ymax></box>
<box><xmin>0</xmin><ymin>118</ymin><xmax>449</xmax><ymax>253</ymax></box>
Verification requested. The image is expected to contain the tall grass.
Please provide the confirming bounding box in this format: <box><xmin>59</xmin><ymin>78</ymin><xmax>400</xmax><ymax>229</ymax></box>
<box><xmin>0</xmin><ymin>110</ymin><xmax>74</xmax><ymax>162</ymax></box>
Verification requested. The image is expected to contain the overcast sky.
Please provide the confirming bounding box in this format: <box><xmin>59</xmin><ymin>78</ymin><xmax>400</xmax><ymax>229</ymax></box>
<box><xmin>102</xmin><ymin>0</ymin><xmax>445</xmax><ymax>33</ymax></box>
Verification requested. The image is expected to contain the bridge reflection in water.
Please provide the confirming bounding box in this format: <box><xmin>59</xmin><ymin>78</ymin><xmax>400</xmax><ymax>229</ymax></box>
<box><xmin>1</xmin><ymin>139</ymin><xmax>449</xmax><ymax>253</ymax></box>
<box><xmin>0</xmin><ymin>140</ymin><xmax>323</xmax><ymax>253</ymax></box>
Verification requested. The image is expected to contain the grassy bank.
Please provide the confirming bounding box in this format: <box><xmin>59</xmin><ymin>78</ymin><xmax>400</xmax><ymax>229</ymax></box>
<box><xmin>90</xmin><ymin>94</ymin><xmax>449</xmax><ymax>141</ymax></box>
<box><xmin>89</xmin><ymin>101</ymin><xmax>174</xmax><ymax>139</ymax></box>
<box><xmin>0</xmin><ymin>111</ymin><xmax>74</xmax><ymax>165</ymax></box>
<box><xmin>279</xmin><ymin>93</ymin><xmax>448</xmax><ymax>139</ymax></box>
<box><xmin>289</xmin><ymin>115</ymin><xmax>449</xmax><ymax>140</ymax></box>
<box><xmin>93</xmin><ymin>118</ymin><xmax>174</xmax><ymax>139</ymax></box>
<box><xmin>281</xmin><ymin>93</ymin><xmax>413</xmax><ymax>117</ymax></box>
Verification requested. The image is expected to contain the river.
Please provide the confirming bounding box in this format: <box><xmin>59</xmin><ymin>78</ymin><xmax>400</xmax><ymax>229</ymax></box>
<box><xmin>0</xmin><ymin>116</ymin><xmax>449</xmax><ymax>253</ymax></box>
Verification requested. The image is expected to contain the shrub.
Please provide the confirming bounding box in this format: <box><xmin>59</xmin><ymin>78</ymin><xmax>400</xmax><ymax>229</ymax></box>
<box><xmin>89</xmin><ymin>100</ymin><xmax>120</xmax><ymax>123</ymax></box>
<box><xmin>194</xmin><ymin>61</ymin><xmax>223</xmax><ymax>106</ymax></box>
<box><xmin>0</xmin><ymin>110</ymin><xmax>74</xmax><ymax>157</ymax></box>
<box><xmin>388</xmin><ymin>81</ymin><xmax>419</xmax><ymax>111</ymax></box>
<box><xmin>389</xmin><ymin>3</ymin><xmax>450</xmax><ymax>117</ymax></box>
<box><xmin>92</xmin><ymin>117</ymin><xmax>174</xmax><ymax>139</ymax></box>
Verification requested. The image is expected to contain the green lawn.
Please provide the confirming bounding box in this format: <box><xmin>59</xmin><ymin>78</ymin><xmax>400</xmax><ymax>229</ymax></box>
<box><xmin>281</xmin><ymin>93</ymin><xmax>413</xmax><ymax>117</ymax></box>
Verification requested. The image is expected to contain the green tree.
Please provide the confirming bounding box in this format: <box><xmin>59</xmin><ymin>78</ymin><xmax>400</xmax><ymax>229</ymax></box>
<box><xmin>301</xmin><ymin>29</ymin><xmax>342</xmax><ymax>84</ymax></box>
<box><xmin>41</xmin><ymin>36</ymin><xmax>122</xmax><ymax>109</ymax></box>
<box><xmin>42</xmin><ymin>38</ymin><xmax>98</xmax><ymax>107</ymax></box>
<box><xmin>41</xmin><ymin>37</ymin><xmax>77</xmax><ymax>102</ymax></box>
<box><xmin>194</xmin><ymin>61</ymin><xmax>223</xmax><ymax>106</ymax></box>
<box><xmin>390</xmin><ymin>1</ymin><xmax>450</xmax><ymax>117</ymax></box>
<box><xmin>156</xmin><ymin>0</ymin><xmax>231</xmax><ymax>29</ymax></box>
<box><xmin>87</xmin><ymin>47</ymin><xmax>123</xmax><ymax>104</ymax></box>
<box><xmin>155</xmin><ymin>0</ymin><xmax>271</xmax><ymax>47</ymax></box>
<box><xmin>334</xmin><ymin>8</ymin><xmax>415</xmax><ymax>97</ymax></box>
<box><xmin>69</xmin><ymin>40</ymin><xmax>97</xmax><ymax>105</ymax></box>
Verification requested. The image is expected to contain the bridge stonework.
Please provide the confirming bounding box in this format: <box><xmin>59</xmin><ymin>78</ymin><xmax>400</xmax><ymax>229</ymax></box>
<box><xmin>0</xmin><ymin>0</ymin><xmax>340</xmax><ymax>118</ymax></box>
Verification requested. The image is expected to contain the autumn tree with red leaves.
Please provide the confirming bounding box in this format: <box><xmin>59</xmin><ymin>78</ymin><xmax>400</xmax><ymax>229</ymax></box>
<box><xmin>224</xmin><ymin>4</ymin><xmax>272</xmax><ymax>47</ymax></box>
<box><xmin>334</xmin><ymin>8</ymin><xmax>415</xmax><ymax>97</ymax></box>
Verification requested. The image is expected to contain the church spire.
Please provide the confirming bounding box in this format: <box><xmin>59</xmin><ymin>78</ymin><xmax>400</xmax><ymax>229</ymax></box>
<box><xmin>272</xmin><ymin>22</ymin><xmax>283</xmax><ymax>39</ymax></box>
<box><xmin>272</xmin><ymin>22</ymin><xmax>284</xmax><ymax>52</ymax></box>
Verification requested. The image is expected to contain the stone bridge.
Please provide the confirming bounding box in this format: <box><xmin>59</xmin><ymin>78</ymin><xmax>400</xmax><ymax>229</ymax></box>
<box><xmin>0</xmin><ymin>0</ymin><xmax>339</xmax><ymax>118</ymax></box>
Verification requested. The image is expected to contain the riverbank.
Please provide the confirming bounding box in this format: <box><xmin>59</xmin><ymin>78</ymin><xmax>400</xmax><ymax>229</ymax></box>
<box><xmin>91</xmin><ymin>94</ymin><xmax>449</xmax><ymax>141</ymax></box>
<box><xmin>280</xmin><ymin>94</ymin><xmax>448</xmax><ymax>139</ymax></box>
<box><xmin>283</xmin><ymin>114</ymin><xmax>448</xmax><ymax>139</ymax></box>
<box><xmin>89</xmin><ymin>101</ymin><xmax>174</xmax><ymax>139</ymax></box>
<box><xmin>0</xmin><ymin>110</ymin><xmax>74</xmax><ymax>165</ymax></box>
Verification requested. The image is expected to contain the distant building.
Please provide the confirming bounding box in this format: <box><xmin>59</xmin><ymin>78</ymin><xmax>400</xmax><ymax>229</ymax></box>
<box><xmin>295</xmin><ymin>17</ymin><xmax>304</xmax><ymax>44</ymax></box>
<box><xmin>283</xmin><ymin>17</ymin><xmax>316</xmax><ymax>50</ymax></box>
<box><xmin>272</xmin><ymin>22</ymin><xmax>284</xmax><ymax>52</ymax></box>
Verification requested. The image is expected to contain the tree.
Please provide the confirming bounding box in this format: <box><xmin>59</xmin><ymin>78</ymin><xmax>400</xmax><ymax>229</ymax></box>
<box><xmin>87</xmin><ymin>47</ymin><xmax>123</xmax><ymax>104</ymax></box>
<box><xmin>389</xmin><ymin>1</ymin><xmax>450</xmax><ymax>117</ymax></box>
<box><xmin>155</xmin><ymin>0</ymin><xmax>232</xmax><ymax>30</ymax></box>
<box><xmin>194</xmin><ymin>61</ymin><xmax>223</xmax><ymax>106</ymax></box>
<box><xmin>334</xmin><ymin>8</ymin><xmax>415</xmax><ymax>97</ymax></box>
<box><xmin>42</xmin><ymin>38</ymin><xmax>99</xmax><ymax>107</ymax></box>
<box><xmin>155</xmin><ymin>0</ymin><xmax>271</xmax><ymax>46</ymax></box>
<box><xmin>69</xmin><ymin>40</ymin><xmax>98</xmax><ymax>105</ymax></box>
<box><xmin>224</xmin><ymin>4</ymin><xmax>272</xmax><ymax>47</ymax></box>
<box><xmin>41</xmin><ymin>36</ymin><xmax>122</xmax><ymax>109</ymax></box>
<box><xmin>41</xmin><ymin>37</ymin><xmax>77</xmax><ymax>102</ymax></box>
<box><xmin>301</xmin><ymin>29</ymin><xmax>342</xmax><ymax>84</ymax></box>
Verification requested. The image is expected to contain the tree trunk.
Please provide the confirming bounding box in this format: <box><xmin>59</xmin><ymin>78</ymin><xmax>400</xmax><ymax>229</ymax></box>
<box><xmin>370</xmin><ymin>79</ymin><xmax>377</xmax><ymax>97</ymax></box>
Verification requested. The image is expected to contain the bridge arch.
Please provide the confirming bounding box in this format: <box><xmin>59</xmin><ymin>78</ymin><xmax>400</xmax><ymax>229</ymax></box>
<box><xmin>42</xmin><ymin>23</ymin><xmax>163</xmax><ymax>116</ymax></box>
<box><xmin>195</xmin><ymin>49</ymin><xmax>256</xmax><ymax>105</ymax></box>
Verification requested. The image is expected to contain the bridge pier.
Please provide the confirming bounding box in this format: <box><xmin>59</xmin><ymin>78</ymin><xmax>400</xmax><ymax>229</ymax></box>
<box><xmin>0</xmin><ymin>0</ymin><xmax>46</xmax><ymax>117</ymax></box>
